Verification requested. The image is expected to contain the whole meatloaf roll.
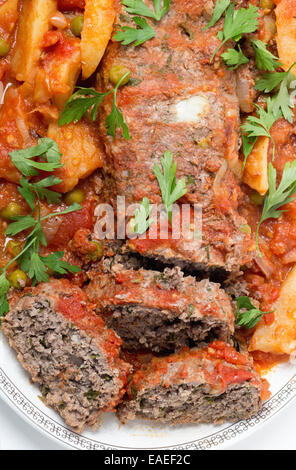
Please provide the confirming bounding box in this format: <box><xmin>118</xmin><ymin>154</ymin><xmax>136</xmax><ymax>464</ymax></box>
<box><xmin>97</xmin><ymin>0</ymin><xmax>254</xmax><ymax>271</ymax></box>
<box><xmin>86</xmin><ymin>265</ymin><xmax>235</xmax><ymax>352</ymax></box>
<box><xmin>2</xmin><ymin>279</ymin><xmax>131</xmax><ymax>433</ymax></box>
<box><xmin>118</xmin><ymin>341</ymin><xmax>269</xmax><ymax>425</ymax></box>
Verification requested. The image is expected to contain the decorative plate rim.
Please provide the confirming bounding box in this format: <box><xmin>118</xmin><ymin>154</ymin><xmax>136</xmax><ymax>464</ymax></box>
<box><xmin>1</xmin><ymin>367</ymin><xmax>296</xmax><ymax>450</ymax></box>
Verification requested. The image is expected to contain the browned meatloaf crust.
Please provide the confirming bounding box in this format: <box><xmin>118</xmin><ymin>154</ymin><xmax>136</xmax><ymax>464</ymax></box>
<box><xmin>118</xmin><ymin>341</ymin><xmax>267</xmax><ymax>425</ymax></box>
<box><xmin>2</xmin><ymin>279</ymin><xmax>131</xmax><ymax>433</ymax></box>
<box><xmin>96</xmin><ymin>0</ymin><xmax>254</xmax><ymax>271</ymax></box>
<box><xmin>86</xmin><ymin>265</ymin><xmax>235</xmax><ymax>352</ymax></box>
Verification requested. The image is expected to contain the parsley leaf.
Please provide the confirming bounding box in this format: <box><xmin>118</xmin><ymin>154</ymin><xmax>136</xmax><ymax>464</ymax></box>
<box><xmin>9</xmin><ymin>138</ymin><xmax>63</xmax><ymax>176</ymax></box>
<box><xmin>41</xmin><ymin>251</ymin><xmax>81</xmax><ymax>275</ymax></box>
<box><xmin>256</xmin><ymin>161</ymin><xmax>296</xmax><ymax>255</ymax></box>
<box><xmin>236</xmin><ymin>296</ymin><xmax>270</xmax><ymax>328</ymax></box>
<box><xmin>255</xmin><ymin>63</ymin><xmax>296</xmax><ymax>123</ymax></box>
<box><xmin>251</xmin><ymin>40</ymin><xmax>281</xmax><ymax>71</ymax></box>
<box><xmin>203</xmin><ymin>0</ymin><xmax>231</xmax><ymax>30</ymax></box>
<box><xmin>153</xmin><ymin>150</ymin><xmax>187</xmax><ymax>222</ymax></box>
<box><xmin>241</xmin><ymin>97</ymin><xmax>281</xmax><ymax>165</ymax></box>
<box><xmin>132</xmin><ymin>196</ymin><xmax>152</xmax><ymax>234</ymax></box>
<box><xmin>114</xmin><ymin>16</ymin><xmax>155</xmax><ymax>46</ymax></box>
<box><xmin>211</xmin><ymin>4</ymin><xmax>259</xmax><ymax>61</ymax></box>
<box><xmin>58</xmin><ymin>87</ymin><xmax>106</xmax><ymax>125</ymax></box>
<box><xmin>18</xmin><ymin>175</ymin><xmax>62</xmax><ymax>211</ymax></box>
<box><xmin>59</xmin><ymin>74</ymin><xmax>130</xmax><ymax>140</ymax></box>
<box><xmin>105</xmin><ymin>79</ymin><xmax>130</xmax><ymax>139</ymax></box>
<box><xmin>221</xmin><ymin>45</ymin><xmax>249</xmax><ymax>69</ymax></box>
<box><xmin>122</xmin><ymin>0</ymin><xmax>170</xmax><ymax>21</ymax></box>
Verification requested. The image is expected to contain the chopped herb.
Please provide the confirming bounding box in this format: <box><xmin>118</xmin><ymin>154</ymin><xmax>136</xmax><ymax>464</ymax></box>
<box><xmin>241</xmin><ymin>97</ymin><xmax>281</xmax><ymax>166</ymax></box>
<box><xmin>203</xmin><ymin>0</ymin><xmax>231</xmax><ymax>30</ymax></box>
<box><xmin>251</xmin><ymin>40</ymin><xmax>281</xmax><ymax>71</ymax></box>
<box><xmin>236</xmin><ymin>296</ymin><xmax>271</xmax><ymax>328</ymax></box>
<box><xmin>58</xmin><ymin>73</ymin><xmax>130</xmax><ymax>140</ymax></box>
<box><xmin>114</xmin><ymin>16</ymin><xmax>155</xmax><ymax>46</ymax></box>
<box><xmin>84</xmin><ymin>389</ymin><xmax>100</xmax><ymax>401</ymax></box>
<box><xmin>211</xmin><ymin>4</ymin><xmax>259</xmax><ymax>62</ymax></box>
<box><xmin>153</xmin><ymin>150</ymin><xmax>187</xmax><ymax>223</ymax></box>
<box><xmin>255</xmin><ymin>62</ymin><xmax>296</xmax><ymax>123</ymax></box>
<box><xmin>121</xmin><ymin>0</ymin><xmax>170</xmax><ymax>21</ymax></box>
<box><xmin>221</xmin><ymin>45</ymin><xmax>249</xmax><ymax>70</ymax></box>
<box><xmin>256</xmin><ymin>161</ymin><xmax>296</xmax><ymax>255</ymax></box>
<box><xmin>131</xmin><ymin>196</ymin><xmax>152</xmax><ymax>234</ymax></box>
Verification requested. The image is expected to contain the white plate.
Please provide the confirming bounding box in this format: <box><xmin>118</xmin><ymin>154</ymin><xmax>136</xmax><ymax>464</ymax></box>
<box><xmin>1</xmin><ymin>332</ymin><xmax>296</xmax><ymax>450</ymax></box>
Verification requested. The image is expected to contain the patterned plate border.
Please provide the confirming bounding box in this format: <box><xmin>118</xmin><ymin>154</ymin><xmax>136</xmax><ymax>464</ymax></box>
<box><xmin>1</xmin><ymin>367</ymin><xmax>296</xmax><ymax>450</ymax></box>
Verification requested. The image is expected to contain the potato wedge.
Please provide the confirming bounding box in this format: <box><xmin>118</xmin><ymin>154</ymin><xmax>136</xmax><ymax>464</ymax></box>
<box><xmin>0</xmin><ymin>0</ymin><xmax>19</xmax><ymax>39</ymax></box>
<box><xmin>243</xmin><ymin>136</ymin><xmax>269</xmax><ymax>196</ymax></box>
<box><xmin>10</xmin><ymin>0</ymin><xmax>57</xmax><ymax>83</ymax></box>
<box><xmin>250</xmin><ymin>265</ymin><xmax>296</xmax><ymax>355</ymax></box>
<box><xmin>47</xmin><ymin>121</ymin><xmax>104</xmax><ymax>192</ymax></box>
<box><xmin>275</xmin><ymin>0</ymin><xmax>296</xmax><ymax>74</ymax></box>
<box><xmin>40</xmin><ymin>37</ymin><xmax>81</xmax><ymax>110</ymax></box>
<box><xmin>81</xmin><ymin>0</ymin><xmax>115</xmax><ymax>79</ymax></box>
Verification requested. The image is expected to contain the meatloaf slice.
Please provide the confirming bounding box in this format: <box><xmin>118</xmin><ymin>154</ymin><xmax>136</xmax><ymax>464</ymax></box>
<box><xmin>118</xmin><ymin>341</ymin><xmax>269</xmax><ymax>425</ymax></box>
<box><xmin>97</xmin><ymin>0</ymin><xmax>255</xmax><ymax>271</ymax></box>
<box><xmin>86</xmin><ymin>265</ymin><xmax>235</xmax><ymax>352</ymax></box>
<box><xmin>2</xmin><ymin>279</ymin><xmax>131</xmax><ymax>433</ymax></box>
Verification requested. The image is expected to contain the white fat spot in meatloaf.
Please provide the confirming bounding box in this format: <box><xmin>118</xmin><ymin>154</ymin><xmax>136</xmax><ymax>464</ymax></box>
<box><xmin>171</xmin><ymin>95</ymin><xmax>210</xmax><ymax>123</ymax></box>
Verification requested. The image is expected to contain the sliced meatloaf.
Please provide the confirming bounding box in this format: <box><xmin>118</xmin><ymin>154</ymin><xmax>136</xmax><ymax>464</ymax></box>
<box><xmin>97</xmin><ymin>0</ymin><xmax>255</xmax><ymax>271</ymax></box>
<box><xmin>86</xmin><ymin>265</ymin><xmax>235</xmax><ymax>352</ymax></box>
<box><xmin>2</xmin><ymin>279</ymin><xmax>131</xmax><ymax>433</ymax></box>
<box><xmin>118</xmin><ymin>341</ymin><xmax>269</xmax><ymax>425</ymax></box>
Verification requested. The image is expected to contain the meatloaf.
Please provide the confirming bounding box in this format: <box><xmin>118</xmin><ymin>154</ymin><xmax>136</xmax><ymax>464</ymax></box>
<box><xmin>97</xmin><ymin>0</ymin><xmax>254</xmax><ymax>271</ymax></box>
<box><xmin>2</xmin><ymin>279</ymin><xmax>131</xmax><ymax>433</ymax></box>
<box><xmin>118</xmin><ymin>341</ymin><xmax>268</xmax><ymax>425</ymax></box>
<box><xmin>86</xmin><ymin>265</ymin><xmax>235</xmax><ymax>352</ymax></box>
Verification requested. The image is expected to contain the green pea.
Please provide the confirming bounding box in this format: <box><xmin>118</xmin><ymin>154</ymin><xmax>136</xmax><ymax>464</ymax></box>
<box><xmin>8</xmin><ymin>269</ymin><xmax>27</xmax><ymax>289</ymax></box>
<box><xmin>0</xmin><ymin>38</ymin><xmax>10</xmax><ymax>57</ymax></box>
<box><xmin>64</xmin><ymin>189</ymin><xmax>85</xmax><ymax>205</ymax></box>
<box><xmin>6</xmin><ymin>240</ymin><xmax>22</xmax><ymax>257</ymax></box>
<box><xmin>250</xmin><ymin>191</ymin><xmax>265</xmax><ymax>206</ymax></box>
<box><xmin>0</xmin><ymin>202</ymin><xmax>22</xmax><ymax>221</ymax></box>
<box><xmin>70</xmin><ymin>15</ymin><xmax>84</xmax><ymax>37</ymax></box>
<box><xmin>89</xmin><ymin>241</ymin><xmax>103</xmax><ymax>261</ymax></box>
<box><xmin>109</xmin><ymin>65</ymin><xmax>131</xmax><ymax>86</ymax></box>
<box><xmin>239</xmin><ymin>224</ymin><xmax>252</xmax><ymax>234</ymax></box>
<box><xmin>260</xmin><ymin>0</ymin><xmax>274</xmax><ymax>9</ymax></box>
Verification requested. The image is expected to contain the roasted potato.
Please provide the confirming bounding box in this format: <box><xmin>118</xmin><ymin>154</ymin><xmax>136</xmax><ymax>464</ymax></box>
<box><xmin>10</xmin><ymin>0</ymin><xmax>57</xmax><ymax>83</ymax></box>
<box><xmin>243</xmin><ymin>136</ymin><xmax>269</xmax><ymax>196</ymax></box>
<box><xmin>37</xmin><ymin>36</ymin><xmax>81</xmax><ymax>110</ymax></box>
<box><xmin>47</xmin><ymin>120</ymin><xmax>104</xmax><ymax>192</ymax></box>
<box><xmin>81</xmin><ymin>0</ymin><xmax>115</xmax><ymax>79</ymax></box>
<box><xmin>275</xmin><ymin>0</ymin><xmax>296</xmax><ymax>74</ymax></box>
<box><xmin>250</xmin><ymin>264</ymin><xmax>296</xmax><ymax>355</ymax></box>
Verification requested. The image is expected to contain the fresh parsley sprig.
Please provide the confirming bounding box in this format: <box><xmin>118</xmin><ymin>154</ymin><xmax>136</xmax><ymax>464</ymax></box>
<box><xmin>256</xmin><ymin>161</ymin><xmax>296</xmax><ymax>255</ymax></box>
<box><xmin>255</xmin><ymin>62</ymin><xmax>296</xmax><ymax>123</ymax></box>
<box><xmin>114</xmin><ymin>0</ymin><xmax>170</xmax><ymax>47</ymax></box>
<box><xmin>203</xmin><ymin>0</ymin><xmax>231</xmax><ymax>31</ymax></box>
<box><xmin>251</xmin><ymin>40</ymin><xmax>281</xmax><ymax>72</ymax></box>
<box><xmin>131</xmin><ymin>196</ymin><xmax>152</xmax><ymax>234</ymax></box>
<box><xmin>58</xmin><ymin>73</ymin><xmax>130</xmax><ymax>140</ymax></box>
<box><xmin>114</xmin><ymin>16</ymin><xmax>155</xmax><ymax>46</ymax></box>
<box><xmin>236</xmin><ymin>296</ymin><xmax>271</xmax><ymax>328</ymax></box>
<box><xmin>211</xmin><ymin>4</ymin><xmax>259</xmax><ymax>62</ymax></box>
<box><xmin>221</xmin><ymin>45</ymin><xmax>249</xmax><ymax>70</ymax></box>
<box><xmin>122</xmin><ymin>0</ymin><xmax>170</xmax><ymax>21</ymax></box>
<box><xmin>0</xmin><ymin>140</ymin><xmax>81</xmax><ymax>320</ymax></box>
<box><xmin>241</xmin><ymin>97</ymin><xmax>281</xmax><ymax>166</ymax></box>
<box><xmin>153</xmin><ymin>150</ymin><xmax>187</xmax><ymax>223</ymax></box>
